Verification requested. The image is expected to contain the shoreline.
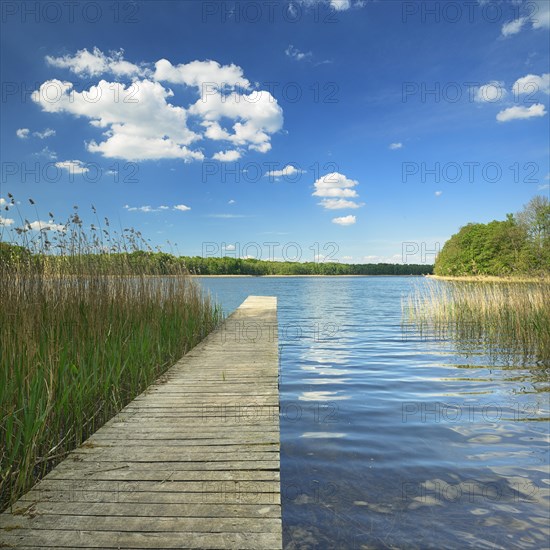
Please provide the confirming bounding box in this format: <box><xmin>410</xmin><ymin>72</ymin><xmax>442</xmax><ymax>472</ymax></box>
<box><xmin>427</xmin><ymin>274</ymin><xmax>550</xmax><ymax>283</ymax></box>
<box><xmin>190</xmin><ymin>274</ymin><xmax>429</xmax><ymax>278</ymax></box>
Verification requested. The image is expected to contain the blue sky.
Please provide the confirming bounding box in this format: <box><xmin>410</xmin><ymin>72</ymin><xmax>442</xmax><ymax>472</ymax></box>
<box><xmin>1</xmin><ymin>0</ymin><xmax>549</xmax><ymax>264</ymax></box>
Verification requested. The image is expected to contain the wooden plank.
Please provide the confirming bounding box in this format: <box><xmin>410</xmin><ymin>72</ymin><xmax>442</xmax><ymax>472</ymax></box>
<box><xmin>44</xmin><ymin>469</ymin><xmax>280</xmax><ymax>482</ymax></box>
<box><xmin>0</xmin><ymin>296</ymin><xmax>281</xmax><ymax>549</ymax></box>
<box><xmin>0</xmin><ymin>515</ymin><xmax>282</xmax><ymax>533</ymax></box>
<box><xmin>5</xmin><ymin>502</ymin><xmax>281</xmax><ymax>518</ymax></box>
<box><xmin>0</xmin><ymin>530</ymin><xmax>282</xmax><ymax>549</ymax></box>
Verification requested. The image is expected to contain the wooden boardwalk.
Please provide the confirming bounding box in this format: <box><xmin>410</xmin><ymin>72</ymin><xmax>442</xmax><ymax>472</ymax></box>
<box><xmin>0</xmin><ymin>296</ymin><xmax>281</xmax><ymax>549</ymax></box>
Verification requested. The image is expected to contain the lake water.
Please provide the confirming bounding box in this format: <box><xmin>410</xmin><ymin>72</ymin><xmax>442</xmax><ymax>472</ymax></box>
<box><xmin>195</xmin><ymin>276</ymin><xmax>549</xmax><ymax>550</ymax></box>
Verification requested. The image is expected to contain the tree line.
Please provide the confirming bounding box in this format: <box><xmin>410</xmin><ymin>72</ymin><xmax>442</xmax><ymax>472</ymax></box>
<box><xmin>434</xmin><ymin>196</ymin><xmax>550</xmax><ymax>277</ymax></box>
<box><xmin>0</xmin><ymin>243</ymin><xmax>432</xmax><ymax>276</ymax></box>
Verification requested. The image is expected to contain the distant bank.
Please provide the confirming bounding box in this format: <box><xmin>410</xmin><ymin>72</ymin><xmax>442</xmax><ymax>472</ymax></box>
<box><xmin>192</xmin><ymin>274</ymin><xmax>429</xmax><ymax>277</ymax></box>
<box><xmin>428</xmin><ymin>274</ymin><xmax>550</xmax><ymax>283</ymax></box>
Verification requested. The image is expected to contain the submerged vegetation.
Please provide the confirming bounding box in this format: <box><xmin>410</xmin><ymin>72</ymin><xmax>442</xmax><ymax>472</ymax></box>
<box><xmin>0</xmin><ymin>197</ymin><xmax>222</xmax><ymax>512</ymax></box>
<box><xmin>405</xmin><ymin>280</ymin><xmax>550</xmax><ymax>365</ymax></box>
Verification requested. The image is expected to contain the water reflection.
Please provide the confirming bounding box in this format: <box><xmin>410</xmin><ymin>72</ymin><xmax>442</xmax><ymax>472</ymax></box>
<box><xmin>196</xmin><ymin>276</ymin><xmax>549</xmax><ymax>549</ymax></box>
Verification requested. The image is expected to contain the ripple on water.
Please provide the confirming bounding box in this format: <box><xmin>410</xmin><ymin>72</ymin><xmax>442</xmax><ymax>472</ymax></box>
<box><xmin>196</xmin><ymin>276</ymin><xmax>549</xmax><ymax>549</ymax></box>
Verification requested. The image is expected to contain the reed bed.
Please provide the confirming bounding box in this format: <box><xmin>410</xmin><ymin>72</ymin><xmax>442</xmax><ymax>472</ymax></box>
<box><xmin>0</xmin><ymin>198</ymin><xmax>222</xmax><ymax>512</ymax></box>
<box><xmin>404</xmin><ymin>280</ymin><xmax>550</xmax><ymax>365</ymax></box>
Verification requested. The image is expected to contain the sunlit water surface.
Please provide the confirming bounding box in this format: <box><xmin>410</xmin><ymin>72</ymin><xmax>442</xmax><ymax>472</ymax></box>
<box><xmin>195</xmin><ymin>276</ymin><xmax>549</xmax><ymax>550</ymax></box>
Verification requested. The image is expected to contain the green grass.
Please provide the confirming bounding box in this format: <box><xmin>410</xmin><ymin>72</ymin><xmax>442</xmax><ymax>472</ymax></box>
<box><xmin>404</xmin><ymin>280</ymin><xmax>550</xmax><ymax>365</ymax></box>
<box><xmin>0</xmin><ymin>198</ymin><xmax>222</xmax><ymax>512</ymax></box>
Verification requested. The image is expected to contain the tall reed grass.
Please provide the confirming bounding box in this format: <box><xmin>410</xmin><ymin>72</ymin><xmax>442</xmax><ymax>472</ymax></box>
<box><xmin>0</xmin><ymin>197</ymin><xmax>222</xmax><ymax>511</ymax></box>
<box><xmin>404</xmin><ymin>280</ymin><xmax>550</xmax><ymax>365</ymax></box>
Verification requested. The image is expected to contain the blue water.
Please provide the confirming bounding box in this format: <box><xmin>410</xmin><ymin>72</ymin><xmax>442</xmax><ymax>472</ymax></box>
<box><xmin>196</xmin><ymin>276</ymin><xmax>550</xmax><ymax>550</ymax></box>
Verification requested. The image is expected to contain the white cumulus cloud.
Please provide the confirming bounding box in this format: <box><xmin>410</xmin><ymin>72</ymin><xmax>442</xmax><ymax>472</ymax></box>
<box><xmin>33</xmin><ymin>79</ymin><xmax>202</xmax><ymax>162</ymax></box>
<box><xmin>34</xmin><ymin>50</ymin><xmax>283</xmax><ymax>162</ymax></box>
<box><xmin>191</xmin><ymin>90</ymin><xmax>283</xmax><ymax>154</ymax></box>
<box><xmin>16</xmin><ymin>128</ymin><xmax>30</xmax><ymax>139</ymax></box>
<box><xmin>173</xmin><ymin>204</ymin><xmax>191</xmax><ymax>211</ymax></box>
<box><xmin>213</xmin><ymin>150</ymin><xmax>241</xmax><ymax>162</ymax></box>
<box><xmin>154</xmin><ymin>59</ymin><xmax>250</xmax><ymax>90</ymax></box>
<box><xmin>55</xmin><ymin>160</ymin><xmax>89</xmax><ymax>174</ymax></box>
<box><xmin>332</xmin><ymin>215</ymin><xmax>356</xmax><ymax>226</ymax></box>
<box><xmin>474</xmin><ymin>81</ymin><xmax>507</xmax><ymax>102</ymax></box>
<box><xmin>331</xmin><ymin>0</ymin><xmax>351</xmax><ymax>10</ymax></box>
<box><xmin>512</xmin><ymin>73</ymin><xmax>550</xmax><ymax>96</ymax></box>
<box><xmin>265</xmin><ymin>165</ymin><xmax>305</xmax><ymax>179</ymax></box>
<box><xmin>46</xmin><ymin>47</ymin><xmax>145</xmax><ymax>78</ymax></box>
<box><xmin>389</xmin><ymin>142</ymin><xmax>402</xmax><ymax>150</ymax></box>
<box><xmin>496</xmin><ymin>103</ymin><xmax>547</xmax><ymax>122</ymax></box>
<box><xmin>501</xmin><ymin>0</ymin><xmax>550</xmax><ymax>36</ymax></box>
<box><xmin>27</xmin><ymin>220</ymin><xmax>65</xmax><ymax>232</ymax></box>
<box><xmin>313</xmin><ymin>172</ymin><xmax>359</xmax><ymax>197</ymax></box>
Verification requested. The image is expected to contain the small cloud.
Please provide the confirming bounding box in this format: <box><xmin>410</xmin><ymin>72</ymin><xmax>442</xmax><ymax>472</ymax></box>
<box><xmin>35</xmin><ymin>147</ymin><xmax>57</xmax><ymax>160</ymax></box>
<box><xmin>332</xmin><ymin>215</ymin><xmax>356</xmax><ymax>226</ymax></box>
<box><xmin>314</xmin><ymin>59</ymin><xmax>334</xmax><ymax>66</ymax></box>
<box><xmin>16</xmin><ymin>128</ymin><xmax>30</xmax><ymax>139</ymax></box>
<box><xmin>213</xmin><ymin>150</ymin><xmax>241</xmax><ymax>162</ymax></box>
<box><xmin>0</xmin><ymin>216</ymin><xmax>15</xmax><ymax>227</ymax></box>
<box><xmin>125</xmin><ymin>203</ymin><xmax>190</xmax><ymax>213</ymax></box>
<box><xmin>45</xmin><ymin>47</ymin><xmax>145</xmax><ymax>78</ymax></box>
<box><xmin>56</xmin><ymin>160</ymin><xmax>89</xmax><ymax>174</ymax></box>
<box><xmin>228</xmin><ymin>199</ymin><xmax>236</xmax><ymax>204</ymax></box>
<box><xmin>285</xmin><ymin>45</ymin><xmax>313</xmax><ymax>61</ymax></box>
<box><xmin>265</xmin><ymin>164</ymin><xmax>306</xmax><ymax>180</ymax></box>
<box><xmin>496</xmin><ymin>103</ymin><xmax>547</xmax><ymax>122</ymax></box>
<box><xmin>124</xmin><ymin>205</ymin><xmax>158</xmax><ymax>213</ymax></box>
<box><xmin>319</xmin><ymin>198</ymin><xmax>363</xmax><ymax>209</ymax></box>
<box><xmin>502</xmin><ymin>16</ymin><xmax>529</xmax><ymax>37</ymax></box>
<box><xmin>27</xmin><ymin>220</ymin><xmax>65</xmax><ymax>232</ymax></box>
<box><xmin>33</xmin><ymin>128</ymin><xmax>56</xmax><ymax>139</ymax></box>
<box><xmin>512</xmin><ymin>73</ymin><xmax>550</xmax><ymax>96</ymax></box>
<box><xmin>389</xmin><ymin>142</ymin><xmax>403</xmax><ymax>150</ymax></box>
<box><xmin>501</xmin><ymin>1</ymin><xmax>550</xmax><ymax>37</ymax></box>
<box><xmin>330</xmin><ymin>0</ymin><xmax>351</xmax><ymax>10</ymax></box>
<box><xmin>474</xmin><ymin>81</ymin><xmax>507</xmax><ymax>103</ymax></box>
<box><xmin>224</xmin><ymin>244</ymin><xmax>236</xmax><ymax>251</ymax></box>
<box><xmin>313</xmin><ymin>172</ymin><xmax>359</xmax><ymax>197</ymax></box>
<box><xmin>538</xmin><ymin>183</ymin><xmax>549</xmax><ymax>191</ymax></box>
<box><xmin>435</xmin><ymin>191</ymin><xmax>443</xmax><ymax>197</ymax></box>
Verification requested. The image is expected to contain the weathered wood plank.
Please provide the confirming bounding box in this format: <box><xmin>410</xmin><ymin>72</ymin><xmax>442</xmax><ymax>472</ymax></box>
<box><xmin>0</xmin><ymin>296</ymin><xmax>281</xmax><ymax>549</ymax></box>
<box><xmin>5</xmin><ymin>502</ymin><xmax>281</xmax><ymax>519</ymax></box>
<box><xmin>0</xmin><ymin>515</ymin><xmax>282</xmax><ymax>533</ymax></box>
<box><xmin>44</xmin><ymin>468</ymin><xmax>280</xmax><ymax>482</ymax></box>
<box><xmin>0</xmin><ymin>529</ymin><xmax>282</xmax><ymax>549</ymax></box>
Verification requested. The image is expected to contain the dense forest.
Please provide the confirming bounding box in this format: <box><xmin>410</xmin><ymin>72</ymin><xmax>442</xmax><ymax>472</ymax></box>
<box><xmin>434</xmin><ymin>196</ymin><xmax>550</xmax><ymax>277</ymax></box>
<box><xmin>0</xmin><ymin>243</ymin><xmax>432</xmax><ymax>276</ymax></box>
<box><xmin>180</xmin><ymin>257</ymin><xmax>431</xmax><ymax>276</ymax></box>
